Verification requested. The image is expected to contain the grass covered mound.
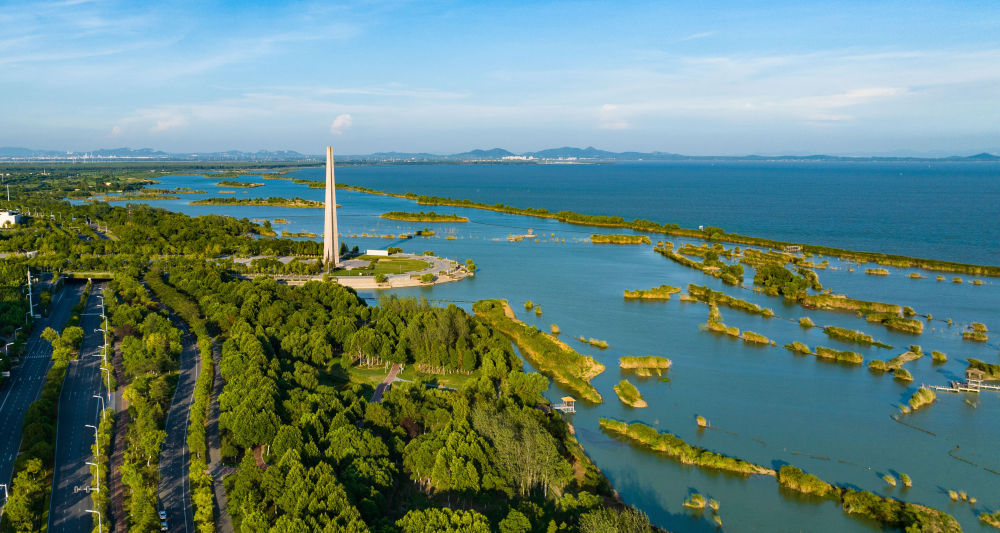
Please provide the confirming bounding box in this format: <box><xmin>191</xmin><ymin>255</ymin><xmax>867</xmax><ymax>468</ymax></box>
<box><xmin>702</xmin><ymin>305</ymin><xmax>740</xmax><ymax>338</ymax></box>
<box><xmin>474</xmin><ymin>299</ymin><xmax>604</xmax><ymax>403</ymax></box>
<box><xmin>619</xmin><ymin>356</ymin><xmax>672</xmax><ymax>377</ymax></box>
<box><xmin>822</xmin><ymin>326</ymin><xmax>892</xmax><ymax>349</ymax></box>
<box><xmin>613</xmin><ymin>380</ymin><xmax>647</xmax><ymax>408</ymax></box>
<box><xmin>868</xmin><ymin>350</ymin><xmax>923</xmax><ymax>374</ymax></box>
<box><xmin>784</xmin><ymin>341</ymin><xmax>812</xmax><ymax>355</ymax></box>
<box><xmin>688</xmin><ymin>284</ymin><xmax>774</xmax><ymax>317</ymax></box>
<box><xmin>907</xmin><ymin>387</ymin><xmax>936</xmax><ymax>411</ymax></box>
<box><xmin>380</xmin><ymin>211</ymin><xmax>469</xmax><ymax>222</ymax></box>
<box><xmin>741</xmin><ymin>331</ymin><xmax>773</xmax><ymax>345</ymax></box>
<box><xmin>590</xmin><ymin>233</ymin><xmax>651</xmax><ymax>244</ymax></box>
<box><xmin>577</xmin><ymin>336</ymin><xmax>609</xmax><ymax>349</ymax></box>
<box><xmin>624</xmin><ymin>285</ymin><xmax>681</xmax><ymax>300</ymax></box>
<box><xmin>599</xmin><ymin>418</ymin><xmax>775</xmax><ymax>476</ymax></box>
<box><xmin>800</xmin><ymin>294</ymin><xmax>901</xmax><ymax>315</ymax></box>
<box><xmin>814</xmin><ymin>346</ymin><xmax>863</xmax><ymax>365</ymax></box>
<box><xmin>778</xmin><ymin>466</ymin><xmax>959</xmax><ymax>532</ymax></box>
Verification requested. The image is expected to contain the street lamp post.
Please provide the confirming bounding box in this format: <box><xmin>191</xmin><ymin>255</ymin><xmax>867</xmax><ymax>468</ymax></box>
<box><xmin>93</xmin><ymin>395</ymin><xmax>105</xmax><ymax>420</ymax></box>
<box><xmin>85</xmin><ymin>462</ymin><xmax>100</xmax><ymax>493</ymax></box>
<box><xmin>100</xmin><ymin>367</ymin><xmax>111</xmax><ymax>407</ymax></box>
<box><xmin>3</xmin><ymin>342</ymin><xmax>12</xmax><ymax>355</ymax></box>
<box><xmin>85</xmin><ymin>424</ymin><xmax>99</xmax><ymax>456</ymax></box>
<box><xmin>85</xmin><ymin>509</ymin><xmax>102</xmax><ymax>533</ymax></box>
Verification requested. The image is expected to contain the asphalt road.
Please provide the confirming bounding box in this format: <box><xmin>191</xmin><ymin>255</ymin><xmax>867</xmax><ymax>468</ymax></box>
<box><xmin>156</xmin><ymin>310</ymin><xmax>197</xmax><ymax>533</ymax></box>
<box><xmin>47</xmin><ymin>282</ymin><xmax>107</xmax><ymax>533</ymax></box>
<box><xmin>0</xmin><ymin>282</ymin><xmax>83</xmax><ymax>519</ymax></box>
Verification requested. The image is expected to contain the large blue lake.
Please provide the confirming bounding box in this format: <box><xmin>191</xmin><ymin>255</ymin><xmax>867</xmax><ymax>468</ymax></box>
<box><xmin>99</xmin><ymin>161</ymin><xmax>1000</xmax><ymax>532</ymax></box>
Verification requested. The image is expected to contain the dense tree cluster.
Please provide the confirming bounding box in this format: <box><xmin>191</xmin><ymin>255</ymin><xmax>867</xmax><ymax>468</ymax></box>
<box><xmin>105</xmin><ymin>273</ymin><xmax>184</xmax><ymax>530</ymax></box>
<box><xmin>144</xmin><ymin>260</ymin><xmax>653</xmax><ymax>532</ymax></box>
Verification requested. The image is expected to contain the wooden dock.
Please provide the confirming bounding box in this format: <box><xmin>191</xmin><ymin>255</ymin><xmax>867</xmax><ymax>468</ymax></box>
<box><xmin>925</xmin><ymin>381</ymin><xmax>1000</xmax><ymax>394</ymax></box>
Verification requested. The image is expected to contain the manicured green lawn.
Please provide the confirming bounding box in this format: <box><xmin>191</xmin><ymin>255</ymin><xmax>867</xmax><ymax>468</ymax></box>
<box><xmin>333</xmin><ymin>257</ymin><xmax>431</xmax><ymax>276</ymax></box>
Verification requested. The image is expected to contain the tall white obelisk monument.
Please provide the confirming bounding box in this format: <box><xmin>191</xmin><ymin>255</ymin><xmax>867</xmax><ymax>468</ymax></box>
<box><xmin>323</xmin><ymin>146</ymin><xmax>340</xmax><ymax>268</ymax></box>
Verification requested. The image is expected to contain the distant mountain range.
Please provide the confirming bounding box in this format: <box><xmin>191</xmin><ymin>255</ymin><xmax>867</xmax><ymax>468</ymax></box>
<box><xmin>1</xmin><ymin>145</ymin><xmax>997</xmax><ymax>163</ymax></box>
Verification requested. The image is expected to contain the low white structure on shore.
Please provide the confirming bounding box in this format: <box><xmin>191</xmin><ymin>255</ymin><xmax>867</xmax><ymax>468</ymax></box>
<box><xmin>0</xmin><ymin>210</ymin><xmax>21</xmax><ymax>227</ymax></box>
<box><xmin>366</xmin><ymin>249</ymin><xmax>390</xmax><ymax>257</ymax></box>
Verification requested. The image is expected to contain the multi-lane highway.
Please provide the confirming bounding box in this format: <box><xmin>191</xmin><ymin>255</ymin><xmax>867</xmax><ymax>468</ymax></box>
<box><xmin>47</xmin><ymin>282</ymin><xmax>107</xmax><ymax>532</ymax></box>
<box><xmin>157</xmin><ymin>314</ymin><xmax>197</xmax><ymax>533</ymax></box>
<box><xmin>0</xmin><ymin>282</ymin><xmax>84</xmax><ymax>517</ymax></box>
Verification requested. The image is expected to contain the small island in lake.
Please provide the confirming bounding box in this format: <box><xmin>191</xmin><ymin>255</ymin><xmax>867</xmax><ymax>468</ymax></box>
<box><xmin>624</xmin><ymin>285</ymin><xmax>681</xmax><ymax>300</ymax></box>
<box><xmin>619</xmin><ymin>356</ymin><xmax>672</xmax><ymax>376</ymax></box>
<box><xmin>380</xmin><ymin>211</ymin><xmax>469</xmax><ymax>222</ymax></box>
<box><xmin>590</xmin><ymin>234</ymin><xmax>651</xmax><ymax>244</ymax></box>
<box><xmin>216</xmin><ymin>180</ymin><xmax>265</xmax><ymax>188</ymax></box>
<box><xmin>190</xmin><ymin>196</ymin><xmax>324</xmax><ymax>208</ymax></box>
<box><xmin>613</xmin><ymin>379</ymin><xmax>648</xmax><ymax>407</ymax></box>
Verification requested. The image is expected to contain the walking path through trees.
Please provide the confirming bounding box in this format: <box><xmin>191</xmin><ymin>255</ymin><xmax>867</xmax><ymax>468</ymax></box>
<box><xmin>370</xmin><ymin>364</ymin><xmax>402</xmax><ymax>403</ymax></box>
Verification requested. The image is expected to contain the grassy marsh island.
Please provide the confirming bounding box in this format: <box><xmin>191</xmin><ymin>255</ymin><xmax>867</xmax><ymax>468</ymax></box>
<box><xmin>336</xmin><ymin>182</ymin><xmax>1000</xmax><ymax>278</ymax></box>
<box><xmin>623</xmin><ymin>285</ymin><xmax>681</xmax><ymax>300</ymax></box>
<box><xmin>893</xmin><ymin>368</ymin><xmax>914</xmax><ymax>382</ymax></box>
<box><xmin>702</xmin><ymin>305</ymin><xmax>740</xmax><ymax>338</ymax></box>
<box><xmin>688</xmin><ymin>284</ymin><xmax>774</xmax><ymax>317</ymax></box>
<box><xmin>619</xmin><ymin>356</ymin><xmax>672</xmax><ymax>377</ymax></box>
<box><xmin>799</xmin><ymin>317</ymin><xmax>816</xmax><ymax>328</ymax></box>
<box><xmin>683</xmin><ymin>493</ymin><xmax>707</xmax><ymax>510</ymax></box>
<box><xmin>272</xmin><ymin>218</ymin><xmax>289</xmax><ymax>224</ymax></box>
<box><xmin>909</xmin><ymin>272</ymin><xmax>925</xmax><ymax>279</ymax></box>
<box><xmin>822</xmin><ymin>326</ymin><xmax>892</xmax><ymax>349</ymax></box>
<box><xmin>931</xmin><ymin>350</ymin><xmax>948</xmax><ymax>363</ymax></box>
<box><xmin>613</xmin><ymin>380</ymin><xmax>648</xmax><ymax>407</ymax></box>
<box><xmin>280</xmin><ymin>230</ymin><xmax>317</xmax><ymax>238</ymax></box>
<box><xmin>473</xmin><ymin>299</ymin><xmax>604</xmax><ymax>403</ymax></box>
<box><xmin>216</xmin><ymin>180</ymin><xmax>264</xmax><ymax>188</ymax></box>
<box><xmin>865</xmin><ymin>312</ymin><xmax>925</xmax><ymax>334</ymax></box>
<box><xmin>598</xmin><ymin>419</ymin><xmax>775</xmax><ymax>476</ymax></box>
<box><xmin>590</xmin><ymin>233</ymin><xmax>651</xmax><ymax>244</ymax></box>
<box><xmin>576</xmin><ymin>336</ymin><xmax>609</xmax><ymax>349</ymax></box>
<box><xmin>982</xmin><ymin>510</ymin><xmax>1000</xmax><ymax>529</ymax></box>
<box><xmin>777</xmin><ymin>466</ymin><xmax>959</xmax><ymax>531</ymax></box>
<box><xmin>868</xmin><ymin>349</ymin><xmax>923</xmax><ymax>373</ymax></box>
<box><xmin>866</xmin><ymin>268</ymin><xmax>890</xmax><ymax>276</ymax></box>
<box><xmin>799</xmin><ymin>294</ymin><xmax>902</xmax><ymax>315</ymax></box>
<box><xmin>784</xmin><ymin>341</ymin><xmax>812</xmax><ymax>355</ymax></box>
<box><xmin>907</xmin><ymin>387</ymin><xmax>936</xmax><ymax>411</ymax></box>
<box><xmin>654</xmin><ymin>242</ymin><xmax>744</xmax><ymax>285</ymax></box>
<box><xmin>814</xmin><ymin>346</ymin><xmax>864</xmax><ymax>365</ymax></box>
<box><xmin>189</xmin><ymin>196</ymin><xmax>324</xmax><ymax>208</ymax></box>
<box><xmin>962</xmin><ymin>322</ymin><xmax>989</xmax><ymax>342</ymax></box>
<box><xmin>741</xmin><ymin>331</ymin><xmax>774</xmax><ymax>346</ymax></box>
<box><xmin>380</xmin><ymin>211</ymin><xmax>469</xmax><ymax>222</ymax></box>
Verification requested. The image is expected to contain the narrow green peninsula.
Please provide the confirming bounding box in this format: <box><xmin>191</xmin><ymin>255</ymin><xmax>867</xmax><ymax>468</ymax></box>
<box><xmin>590</xmin><ymin>233</ymin><xmax>651</xmax><ymax>244</ymax></box>
<box><xmin>380</xmin><ymin>211</ymin><xmax>469</xmax><ymax>222</ymax></box>
<box><xmin>624</xmin><ymin>285</ymin><xmax>681</xmax><ymax>300</ymax></box>
<box><xmin>189</xmin><ymin>196</ymin><xmax>324</xmax><ymax>208</ymax></box>
<box><xmin>474</xmin><ymin>299</ymin><xmax>604</xmax><ymax>403</ymax></box>
<box><xmin>599</xmin><ymin>419</ymin><xmax>775</xmax><ymax>476</ymax></box>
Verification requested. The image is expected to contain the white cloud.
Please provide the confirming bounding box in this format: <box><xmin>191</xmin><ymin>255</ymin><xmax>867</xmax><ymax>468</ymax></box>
<box><xmin>109</xmin><ymin>125</ymin><xmax>121</xmax><ymax>137</ymax></box>
<box><xmin>330</xmin><ymin>114</ymin><xmax>353</xmax><ymax>135</ymax></box>
<box><xmin>151</xmin><ymin>115</ymin><xmax>187</xmax><ymax>133</ymax></box>
<box><xmin>599</xmin><ymin>104</ymin><xmax>630</xmax><ymax>130</ymax></box>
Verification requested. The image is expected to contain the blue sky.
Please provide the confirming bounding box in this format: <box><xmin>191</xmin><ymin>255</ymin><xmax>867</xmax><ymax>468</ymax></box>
<box><xmin>2</xmin><ymin>0</ymin><xmax>999</xmax><ymax>155</ymax></box>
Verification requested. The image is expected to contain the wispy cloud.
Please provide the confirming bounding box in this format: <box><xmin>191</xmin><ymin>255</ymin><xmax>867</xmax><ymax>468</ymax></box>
<box><xmin>330</xmin><ymin>114</ymin><xmax>353</xmax><ymax>135</ymax></box>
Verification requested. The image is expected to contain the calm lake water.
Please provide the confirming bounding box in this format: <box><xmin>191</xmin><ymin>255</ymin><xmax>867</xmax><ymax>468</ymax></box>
<box><xmin>100</xmin><ymin>162</ymin><xmax>1000</xmax><ymax>532</ymax></box>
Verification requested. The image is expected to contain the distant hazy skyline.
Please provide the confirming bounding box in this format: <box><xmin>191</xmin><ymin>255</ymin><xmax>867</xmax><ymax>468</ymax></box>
<box><xmin>2</xmin><ymin>0</ymin><xmax>999</xmax><ymax>156</ymax></box>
